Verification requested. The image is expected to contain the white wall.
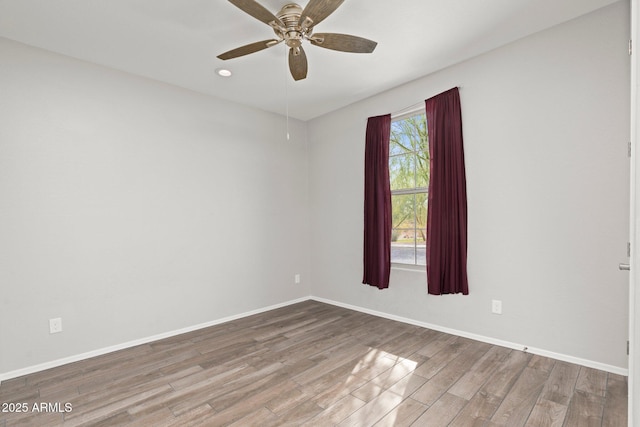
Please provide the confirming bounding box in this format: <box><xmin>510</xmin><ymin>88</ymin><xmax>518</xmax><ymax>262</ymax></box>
<box><xmin>0</xmin><ymin>1</ymin><xmax>631</xmax><ymax>380</ymax></box>
<box><xmin>0</xmin><ymin>38</ymin><xmax>310</xmax><ymax>376</ymax></box>
<box><xmin>308</xmin><ymin>1</ymin><xmax>630</xmax><ymax>371</ymax></box>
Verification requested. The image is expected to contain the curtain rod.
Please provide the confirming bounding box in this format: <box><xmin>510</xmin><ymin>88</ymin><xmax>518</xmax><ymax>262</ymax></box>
<box><xmin>389</xmin><ymin>87</ymin><xmax>460</xmax><ymax>119</ymax></box>
<box><xmin>391</xmin><ymin>102</ymin><xmax>424</xmax><ymax>119</ymax></box>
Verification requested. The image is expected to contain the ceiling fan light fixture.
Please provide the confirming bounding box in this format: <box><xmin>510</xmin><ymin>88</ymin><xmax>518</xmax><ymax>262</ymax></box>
<box><xmin>216</xmin><ymin>68</ymin><xmax>233</xmax><ymax>77</ymax></box>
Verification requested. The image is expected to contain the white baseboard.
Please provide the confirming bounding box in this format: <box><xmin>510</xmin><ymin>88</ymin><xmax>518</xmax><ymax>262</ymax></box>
<box><xmin>1</xmin><ymin>294</ymin><xmax>628</xmax><ymax>383</ymax></box>
<box><xmin>310</xmin><ymin>296</ymin><xmax>629</xmax><ymax>377</ymax></box>
<box><xmin>0</xmin><ymin>297</ymin><xmax>309</xmax><ymax>383</ymax></box>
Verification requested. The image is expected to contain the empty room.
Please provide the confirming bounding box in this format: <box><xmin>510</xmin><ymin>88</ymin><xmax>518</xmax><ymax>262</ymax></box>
<box><xmin>1</xmin><ymin>0</ymin><xmax>638</xmax><ymax>426</ymax></box>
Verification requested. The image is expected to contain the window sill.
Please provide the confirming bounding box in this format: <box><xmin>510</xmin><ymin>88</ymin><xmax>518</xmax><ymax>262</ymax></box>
<box><xmin>391</xmin><ymin>264</ymin><xmax>426</xmax><ymax>273</ymax></box>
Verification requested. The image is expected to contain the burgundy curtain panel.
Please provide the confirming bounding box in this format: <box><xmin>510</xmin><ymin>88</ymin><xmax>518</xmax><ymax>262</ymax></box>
<box><xmin>425</xmin><ymin>88</ymin><xmax>469</xmax><ymax>295</ymax></box>
<box><xmin>362</xmin><ymin>114</ymin><xmax>392</xmax><ymax>289</ymax></box>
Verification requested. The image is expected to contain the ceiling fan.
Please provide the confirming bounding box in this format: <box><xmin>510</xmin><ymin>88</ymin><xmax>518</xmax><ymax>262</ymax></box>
<box><xmin>217</xmin><ymin>0</ymin><xmax>377</xmax><ymax>81</ymax></box>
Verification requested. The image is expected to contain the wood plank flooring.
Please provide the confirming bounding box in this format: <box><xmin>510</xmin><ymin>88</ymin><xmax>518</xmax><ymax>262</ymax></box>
<box><xmin>0</xmin><ymin>300</ymin><xmax>628</xmax><ymax>426</ymax></box>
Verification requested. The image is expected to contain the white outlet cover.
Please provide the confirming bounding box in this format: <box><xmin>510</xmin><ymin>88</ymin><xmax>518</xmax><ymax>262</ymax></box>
<box><xmin>491</xmin><ymin>300</ymin><xmax>502</xmax><ymax>315</ymax></box>
<box><xmin>49</xmin><ymin>317</ymin><xmax>62</xmax><ymax>334</ymax></box>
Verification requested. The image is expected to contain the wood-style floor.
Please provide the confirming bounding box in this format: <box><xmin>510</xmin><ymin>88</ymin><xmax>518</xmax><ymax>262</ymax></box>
<box><xmin>0</xmin><ymin>300</ymin><xmax>628</xmax><ymax>426</ymax></box>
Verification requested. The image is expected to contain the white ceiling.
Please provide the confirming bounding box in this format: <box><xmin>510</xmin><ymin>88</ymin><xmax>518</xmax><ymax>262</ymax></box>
<box><xmin>0</xmin><ymin>0</ymin><xmax>621</xmax><ymax>120</ymax></box>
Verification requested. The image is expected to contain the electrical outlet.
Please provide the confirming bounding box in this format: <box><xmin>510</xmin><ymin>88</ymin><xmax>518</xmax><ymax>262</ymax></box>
<box><xmin>294</xmin><ymin>274</ymin><xmax>301</xmax><ymax>284</ymax></box>
<box><xmin>491</xmin><ymin>300</ymin><xmax>502</xmax><ymax>315</ymax></box>
<box><xmin>49</xmin><ymin>318</ymin><xmax>62</xmax><ymax>334</ymax></box>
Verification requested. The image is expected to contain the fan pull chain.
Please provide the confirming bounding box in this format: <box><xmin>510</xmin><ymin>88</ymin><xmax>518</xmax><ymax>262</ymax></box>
<box><xmin>284</xmin><ymin>49</ymin><xmax>290</xmax><ymax>141</ymax></box>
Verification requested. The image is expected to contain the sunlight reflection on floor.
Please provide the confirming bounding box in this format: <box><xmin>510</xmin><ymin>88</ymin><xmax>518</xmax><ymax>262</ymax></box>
<box><xmin>341</xmin><ymin>348</ymin><xmax>419</xmax><ymax>426</ymax></box>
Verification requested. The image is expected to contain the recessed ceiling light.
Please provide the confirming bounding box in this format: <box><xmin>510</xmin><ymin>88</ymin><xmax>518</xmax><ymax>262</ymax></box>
<box><xmin>216</xmin><ymin>68</ymin><xmax>232</xmax><ymax>77</ymax></box>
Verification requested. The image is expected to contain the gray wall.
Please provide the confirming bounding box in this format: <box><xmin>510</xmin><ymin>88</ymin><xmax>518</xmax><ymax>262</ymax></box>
<box><xmin>308</xmin><ymin>1</ymin><xmax>630</xmax><ymax>371</ymax></box>
<box><xmin>0</xmin><ymin>38</ymin><xmax>310</xmax><ymax>375</ymax></box>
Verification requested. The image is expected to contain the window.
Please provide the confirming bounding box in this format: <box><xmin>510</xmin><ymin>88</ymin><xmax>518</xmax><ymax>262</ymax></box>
<box><xmin>389</xmin><ymin>111</ymin><xmax>429</xmax><ymax>265</ymax></box>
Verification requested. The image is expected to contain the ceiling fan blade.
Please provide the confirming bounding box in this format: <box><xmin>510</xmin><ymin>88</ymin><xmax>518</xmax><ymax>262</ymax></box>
<box><xmin>289</xmin><ymin>46</ymin><xmax>308</xmax><ymax>81</ymax></box>
<box><xmin>310</xmin><ymin>33</ymin><xmax>377</xmax><ymax>53</ymax></box>
<box><xmin>298</xmin><ymin>0</ymin><xmax>345</xmax><ymax>28</ymax></box>
<box><xmin>228</xmin><ymin>0</ymin><xmax>283</xmax><ymax>27</ymax></box>
<box><xmin>217</xmin><ymin>39</ymin><xmax>281</xmax><ymax>60</ymax></box>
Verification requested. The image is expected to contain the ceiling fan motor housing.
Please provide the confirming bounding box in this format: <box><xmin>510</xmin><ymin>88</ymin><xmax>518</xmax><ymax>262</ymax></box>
<box><xmin>275</xmin><ymin>3</ymin><xmax>308</xmax><ymax>48</ymax></box>
<box><xmin>277</xmin><ymin>3</ymin><xmax>304</xmax><ymax>28</ymax></box>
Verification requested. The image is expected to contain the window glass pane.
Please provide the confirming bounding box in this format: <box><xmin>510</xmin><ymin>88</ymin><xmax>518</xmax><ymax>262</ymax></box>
<box><xmin>415</xmin><ymin>193</ymin><xmax>427</xmax><ymax>266</ymax></box>
<box><xmin>391</xmin><ymin>240</ymin><xmax>417</xmax><ymax>265</ymax></box>
<box><xmin>390</xmin><ymin>132</ymin><xmax>408</xmax><ymax>156</ymax></box>
<box><xmin>390</xmin><ymin>121</ymin><xmax>415</xmax><ymax>155</ymax></box>
<box><xmin>416</xmin><ymin>239</ymin><xmax>426</xmax><ymax>266</ymax></box>
<box><xmin>415</xmin><ymin>192</ymin><xmax>428</xmax><ymax>233</ymax></box>
<box><xmin>389</xmin><ymin>154</ymin><xmax>415</xmax><ymax>190</ymax></box>
<box><xmin>391</xmin><ymin>116</ymin><xmax>425</xmax><ymax>151</ymax></box>
<box><xmin>392</xmin><ymin>194</ymin><xmax>415</xmax><ymax>230</ymax></box>
<box><xmin>389</xmin><ymin>111</ymin><xmax>428</xmax><ymax>266</ymax></box>
<box><xmin>415</xmin><ymin>152</ymin><xmax>430</xmax><ymax>189</ymax></box>
<box><xmin>391</xmin><ymin>227</ymin><xmax>415</xmax><ymax>245</ymax></box>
